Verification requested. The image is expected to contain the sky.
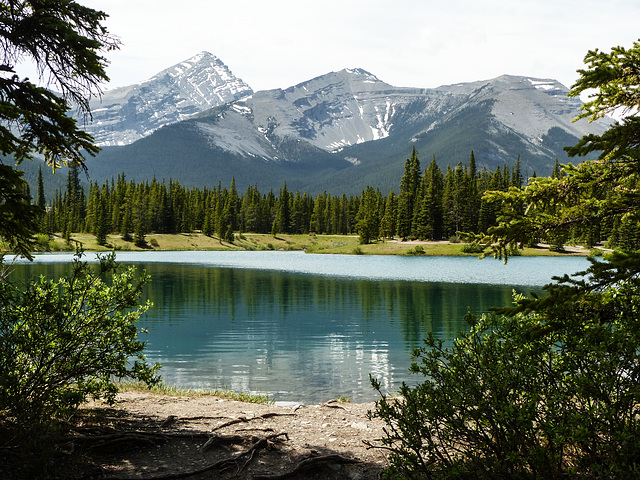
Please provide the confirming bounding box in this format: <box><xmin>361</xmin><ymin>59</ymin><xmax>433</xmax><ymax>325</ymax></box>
<box><xmin>49</xmin><ymin>1</ymin><xmax>640</xmax><ymax>92</ymax></box>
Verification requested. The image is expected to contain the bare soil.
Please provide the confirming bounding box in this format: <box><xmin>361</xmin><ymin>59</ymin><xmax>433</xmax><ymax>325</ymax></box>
<box><xmin>49</xmin><ymin>391</ymin><xmax>389</xmax><ymax>479</ymax></box>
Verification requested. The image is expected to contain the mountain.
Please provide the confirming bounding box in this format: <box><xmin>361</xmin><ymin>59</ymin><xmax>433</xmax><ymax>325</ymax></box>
<box><xmin>26</xmin><ymin>55</ymin><xmax>609</xmax><ymax>197</ymax></box>
<box><xmin>78</xmin><ymin>52</ymin><xmax>253</xmax><ymax>146</ymax></box>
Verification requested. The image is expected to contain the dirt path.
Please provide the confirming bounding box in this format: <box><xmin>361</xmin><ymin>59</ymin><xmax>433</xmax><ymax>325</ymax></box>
<box><xmin>69</xmin><ymin>391</ymin><xmax>389</xmax><ymax>479</ymax></box>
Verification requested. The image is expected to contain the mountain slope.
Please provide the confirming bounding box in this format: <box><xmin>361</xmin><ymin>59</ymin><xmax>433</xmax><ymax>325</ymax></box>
<box><xmin>80</xmin><ymin>52</ymin><xmax>252</xmax><ymax>146</ymax></box>
<box><xmin>33</xmin><ymin>56</ymin><xmax>606</xmax><ymax>196</ymax></box>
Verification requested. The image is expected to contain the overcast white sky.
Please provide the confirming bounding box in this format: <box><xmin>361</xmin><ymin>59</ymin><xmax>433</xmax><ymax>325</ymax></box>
<box><xmin>78</xmin><ymin>0</ymin><xmax>638</xmax><ymax>92</ymax></box>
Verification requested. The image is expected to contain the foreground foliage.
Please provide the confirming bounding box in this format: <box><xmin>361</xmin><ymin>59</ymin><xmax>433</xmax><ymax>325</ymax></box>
<box><xmin>372</xmin><ymin>39</ymin><xmax>640</xmax><ymax>479</ymax></box>
<box><xmin>0</xmin><ymin>3</ymin><xmax>161</xmax><ymax>477</ymax></box>
<box><xmin>1</xmin><ymin>0</ymin><xmax>119</xmax><ymax>258</ymax></box>
<box><xmin>372</xmin><ymin>284</ymin><xmax>640</xmax><ymax>479</ymax></box>
<box><xmin>0</xmin><ymin>253</ymin><xmax>159</xmax><ymax>443</ymax></box>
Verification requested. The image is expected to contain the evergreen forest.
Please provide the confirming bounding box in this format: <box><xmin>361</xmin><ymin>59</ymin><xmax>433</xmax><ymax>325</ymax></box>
<box><xmin>34</xmin><ymin>148</ymin><xmax>615</xmax><ymax>250</ymax></box>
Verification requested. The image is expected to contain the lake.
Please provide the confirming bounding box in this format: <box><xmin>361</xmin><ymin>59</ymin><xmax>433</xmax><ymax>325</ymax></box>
<box><xmin>8</xmin><ymin>251</ymin><xmax>590</xmax><ymax>404</ymax></box>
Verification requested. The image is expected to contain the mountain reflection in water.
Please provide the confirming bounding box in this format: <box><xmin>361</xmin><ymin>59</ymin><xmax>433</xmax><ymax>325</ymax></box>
<box><xmin>10</xmin><ymin>252</ymin><xmax>588</xmax><ymax>403</ymax></box>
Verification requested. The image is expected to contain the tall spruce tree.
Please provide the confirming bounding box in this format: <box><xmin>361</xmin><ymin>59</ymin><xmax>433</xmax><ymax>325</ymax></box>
<box><xmin>511</xmin><ymin>154</ymin><xmax>523</xmax><ymax>187</ymax></box>
<box><xmin>36</xmin><ymin>165</ymin><xmax>46</xmax><ymax>211</ymax></box>
<box><xmin>36</xmin><ymin>165</ymin><xmax>47</xmax><ymax>233</ymax></box>
<box><xmin>418</xmin><ymin>156</ymin><xmax>444</xmax><ymax>240</ymax></box>
<box><xmin>356</xmin><ymin>186</ymin><xmax>379</xmax><ymax>244</ymax></box>
<box><xmin>64</xmin><ymin>163</ymin><xmax>85</xmax><ymax>233</ymax></box>
<box><xmin>459</xmin><ymin>151</ymin><xmax>480</xmax><ymax>233</ymax></box>
<box><xmin>380</xmin><ymin>190</ymin><xmax>397</xmax><ymax>240</ymax></box>
<box><xmin>93</xmin><ymin>187</ymin><xmax>109</xmax><ymax>245</ymax></box>
<box><xmin>397</xmin><ymin>147</ymin><xmax>421</xmax><ymax>240</ymax></box>
<box><xmin>274</xmin><ymin>182</ymin><xmax>291</xmax><ymax>234</ymax></box>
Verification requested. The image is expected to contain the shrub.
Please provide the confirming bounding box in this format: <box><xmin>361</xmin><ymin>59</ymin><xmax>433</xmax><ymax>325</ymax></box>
<box><xmin>0</xmin><ymin>252</ymin><xmax>160</xmax><ymax>446</ymax></box>
<box><xmin>461</xmin><ymin>242</ymin><xmax>486</xmax><ymax>254</ymax></box>
<box><xmin>371</xmin><ymin>287</ymin><xmax>640</xmax><ymax>479</ymax></box>
<box><xmin>507</xmin><ymin>245</ymin><xmax>523</xmax><ymax>256</ymax></box>
<box><xmin>406</xmin><ymin>245</ymin><xmax>426</xmax><ymax>255</ymax></box>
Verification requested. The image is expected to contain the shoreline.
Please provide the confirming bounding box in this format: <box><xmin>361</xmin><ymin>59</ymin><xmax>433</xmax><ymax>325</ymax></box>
<box><xmin>71</xmin><ymin>389</ymin><xmax>390</xmax><ymax>479</ymax></box>
<box><xmin>5</xmin><ymin>232</ymin><xmax>601</xmax><ymax>257</ymax></box>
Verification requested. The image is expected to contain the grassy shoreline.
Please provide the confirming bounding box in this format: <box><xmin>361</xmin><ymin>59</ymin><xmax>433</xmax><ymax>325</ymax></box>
<box><xmin>8</xmin><ymin>232</ymin><xmax>600</xmax><ymax>257</ymax></box>
<box><xmin>115</xmin><ymin>380</ymin><xmax>272</xmax><ymax>404</ymax></box>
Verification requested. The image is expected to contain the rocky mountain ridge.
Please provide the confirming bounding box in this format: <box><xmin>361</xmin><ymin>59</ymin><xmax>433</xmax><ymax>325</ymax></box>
<box><xmin>62</xmin><ymin>53</ymin><xmax>610</xmax><ymax>195</ymax></box>
<box><xmin>81</xmin><ymin>52</ymin><xmax>252</xmax><ymax>146</ymax></box>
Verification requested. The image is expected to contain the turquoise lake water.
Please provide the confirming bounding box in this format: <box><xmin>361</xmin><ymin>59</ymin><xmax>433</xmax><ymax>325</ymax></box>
<box><xmin>9</xmin><ymin>251</ymin><xmax>590</xmax><ymax>404</ymax></box>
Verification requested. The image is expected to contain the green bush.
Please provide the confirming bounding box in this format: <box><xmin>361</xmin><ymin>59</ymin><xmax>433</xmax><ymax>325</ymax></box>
<box><xmin>460</xmin><ymin>242</ymin><xmax>485</xmax><ymax>254</ymax></box>
<box><xmin>0</xmin><ymin>252</ymin><xmax>160</xmax><ymax>446</ymax></box>
<box><xmin>34</xmin><ymin>233</ymin><xmax>53</xmax><ymax>252</ymax></box>
<box><xmin>507</xmin><ymin>245</ymin><xmax>522</xmax><ymax>256</ymax></box>
<box><xmin>405</xmin><ymin>245</ymin><xmax>426</xmax><ymax>255</ymax></box>
<box><xmin>371</xmin><ymin>287</ymin><xmax>640</xmax><ymax>479</ymax></box>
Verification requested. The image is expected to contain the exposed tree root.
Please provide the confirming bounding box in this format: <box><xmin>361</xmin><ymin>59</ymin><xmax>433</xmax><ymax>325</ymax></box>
<box><xmin>319</xmin><ymin>400</ymin><xmax>349</xmax><ymax>411</ymax></box>
<box><xmin>199</xmin><ymin>434</ymin><xmax>245</xmax><ymax>453</ymax></box>
<box><xmin>211</xmin><ymin>413</ymin><xmax>295</xmax><ymax>433</ymax></box>
<box><xmin>81</xmin><ymin>432</ymin><xmax>289</xmax><ymax>480</ymax></box>
<box><xmin>161</xmin><ymin>414</ymin><xmax>227</xmax><ymax>426</ymax></box>
<box><xmin>251</xmin><ymin>453</ymin><xmax>362</xmax><ymax>480</ymax></box>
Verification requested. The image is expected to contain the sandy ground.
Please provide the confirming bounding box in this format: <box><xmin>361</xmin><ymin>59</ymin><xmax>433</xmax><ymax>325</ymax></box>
<box><xmin>58</xmin><ymin>391</ymin><xmax>389</xmax><ymax>479</ymax></box>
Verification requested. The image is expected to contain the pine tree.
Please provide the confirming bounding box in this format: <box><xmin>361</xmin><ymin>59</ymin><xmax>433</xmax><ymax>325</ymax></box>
<box><xmin>302</xmin><ymin>192</ymin><xmax>313</xmax><ymax>233</ymax></box>
<box><xmin>311</xmin><ymin>193</ymin><xmax>326</xmax><ymax>233</ymax></box>
<box><xmin>380</xmin><ymin>190</ymin><xmax>397</xmax><ymax>239</ymax></box>
<box><xmin>356</xmin><ymin>186</ymin><xmax>379</xmax><ymax>244</ymax></box>
<box><xmin>461</xmin><ymin>151</ymin><xmax>480</xmax><ymax>233</ymax></box>
<box><xmin>227</xmin><ymin>177</ymin><xmax>239</xmax><ymax>231</ymax></box>
<box><xmin>35</xmin><ymin>165</ymin><xmax>47</xmax><ymax>233</ymax></box>
<box><xmin>36</xmin><ymin>165</ymin><xmax>46</xmax><ymax>211</ymax></box>
<box><xmin>203</xmin><ymin>192</ymin><xmax>215</xmax><ymax>236</ymax></box>
<box><xmin>442</xmin><ymin>165</ymin><xmax>457</xmax><ymax>239</ymax></box>
<box><xmin>511</xmin><ymin>154</ymin><xmax>523</xmax><ymax>188</ymax></box>
<box><xmin>132</xmin><ymin>183</ymin><xmax>149</xmax><ymax>247</ymax></box>
<box><xmin>93</xmin><ymin>188</ymin><xmax>109</xmax><ymax>246</ymax></box>
<box><xmin>551</xmin><ymin>158</ymin><xmax>562</xmax><ymax>179</ymax></box>
<box><xmin>225</xmin><ymin>224</ymin><xmax>235</xmax><ymax>243</ymax></box>
<box><xmin>397</xmin><ymin>147</ymin><xmax>421</xmax><ymax>240</ymax></box>
<box><xmin>274</xmin><ymin>182</ymin><xmax>291</xmax><ymax>234</ymax></box>
<box><xmin>214</xmin><ymin>185</ymin><xmax>225</xmax><ymax>242</ymax></box>
<box><xmin>64</xmin><ymin>163</ymin><xmax>85</xmax><ymax>233</ymax></box>
<box><xmin>419</xmin><ymin>157</ymin><xmax>445</xmax><ymax>240</ymax></box>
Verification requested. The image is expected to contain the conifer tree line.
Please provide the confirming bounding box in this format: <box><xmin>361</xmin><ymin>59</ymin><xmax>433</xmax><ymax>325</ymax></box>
<box><xmin>35</xmin><ymin>148</ymin><xmax>552</xmax><ymax>245</ymax></box>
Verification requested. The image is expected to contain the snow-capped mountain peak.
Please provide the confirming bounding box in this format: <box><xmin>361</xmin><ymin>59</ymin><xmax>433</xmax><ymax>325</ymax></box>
<box><xmin>82</xmin><ymin>52</ymin><xmax>253</xmax><ymax>146</ymax></box>
<box><xmin>80</xmin><ymin>56</ymin><xmax>610</xmax><ymax>197</ymax></box>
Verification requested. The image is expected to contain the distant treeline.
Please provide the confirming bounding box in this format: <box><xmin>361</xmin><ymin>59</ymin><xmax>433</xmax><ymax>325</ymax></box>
<box><xmin>36</xmin><ymin>148</ymin><xmax>561</xmax><ymax>246</ymax></box>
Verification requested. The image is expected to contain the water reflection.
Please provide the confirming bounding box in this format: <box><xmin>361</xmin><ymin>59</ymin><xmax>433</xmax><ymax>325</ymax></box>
<box><xmin>9</xmin><ymin>259</ymin><xmax>544</xmax><ymax>403</ymax></box>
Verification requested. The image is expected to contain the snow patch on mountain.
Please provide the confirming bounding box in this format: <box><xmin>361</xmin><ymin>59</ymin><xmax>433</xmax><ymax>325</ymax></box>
<box><xmin>488</xmin><ymin>75</ymin><xmax>595</xmax><ymax>140</ymax></box>
<box><xmin>82</xmin><ymin>54</ymin><xmax>611</xmax><ymax>185</ymax></box>
<box><xmin>81</xmin><ymin>52</ymin><xmax>253</xmax><ymax>146</ymax></box>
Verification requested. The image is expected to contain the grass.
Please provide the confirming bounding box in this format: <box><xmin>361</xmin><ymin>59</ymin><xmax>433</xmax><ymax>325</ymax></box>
<box><xmin>5</xmin><ymin>232</ymin><xmax>594</xmax><ymax>257</ymax></box>
<box><xmin>116</xmin><ymin>380</ymin><xmax>272</xmax><ymax>404</ymax></box>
